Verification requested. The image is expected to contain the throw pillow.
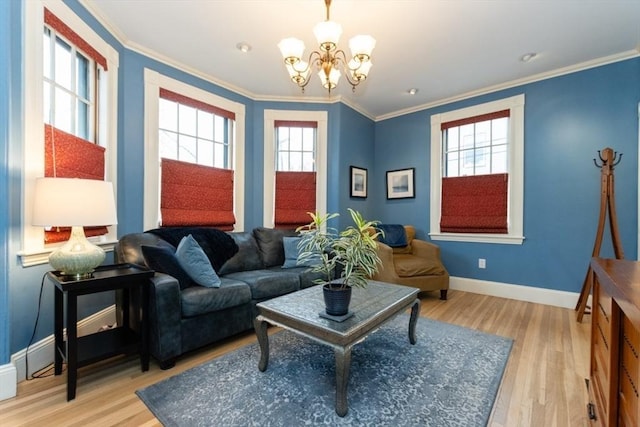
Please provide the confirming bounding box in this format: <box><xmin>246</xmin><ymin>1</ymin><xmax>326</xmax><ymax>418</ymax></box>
<box><xmin>282</xmin><ymin>236</ymin><xmax>320</xmax><ymax>269</ymax></box>
<box><xmin>175</xmin><ymin>234</ymin><xmax>222</xmax><ymax>288</ymax></box>
<box><xmin>141</xmin><ymin>245</ymin><xmax>195</xmax><ymax>290</ymax></box>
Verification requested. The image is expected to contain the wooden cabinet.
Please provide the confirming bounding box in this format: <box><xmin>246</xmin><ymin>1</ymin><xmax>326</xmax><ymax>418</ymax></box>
<box><xmin>589</xmin><ymin>258</ymin><xmax>640</xmax><ymax>426</ymax></box>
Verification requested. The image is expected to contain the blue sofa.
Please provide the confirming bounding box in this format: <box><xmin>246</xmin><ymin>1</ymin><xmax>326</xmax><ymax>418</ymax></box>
<box><xmin>115</xmin><ymin>227</ymin><xmax>323</xmax><ymax>369</ymax></box>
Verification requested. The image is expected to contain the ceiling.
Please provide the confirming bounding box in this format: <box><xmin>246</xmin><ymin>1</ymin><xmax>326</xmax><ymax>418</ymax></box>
<box><xmin>83</xmin><ymin>0</ymin><xmax>640</xmax><ymax>120</ymax></box>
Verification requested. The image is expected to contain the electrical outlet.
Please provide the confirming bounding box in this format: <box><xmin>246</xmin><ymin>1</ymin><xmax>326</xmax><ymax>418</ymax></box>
<box><xmin>478</xmin><ymin>258</ymin><xmax>486</xmax><ymax>269</ymax></box>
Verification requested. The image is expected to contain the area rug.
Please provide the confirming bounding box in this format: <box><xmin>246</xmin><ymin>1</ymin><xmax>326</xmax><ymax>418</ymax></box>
<box><xmin>137</xmin><ymin>315</ymin><xmax>513</xmax><ymax>426</ymax></box>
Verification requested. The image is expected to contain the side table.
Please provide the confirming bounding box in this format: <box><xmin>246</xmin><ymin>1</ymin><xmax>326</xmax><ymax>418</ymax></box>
<box><xmin>49</xmin><ymin>263</ymin><xmax>154</xmax><ymax>401</ymax></box>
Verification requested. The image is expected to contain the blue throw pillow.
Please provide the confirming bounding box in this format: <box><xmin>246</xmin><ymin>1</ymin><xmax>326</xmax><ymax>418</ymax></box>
<box><xmin>175</xmin><ymin>234</ymin><xmax>222</xmax><ymax>288</ymax></box>
<box><xmin>141</xmin><ymin>245</ymin><xmax>195</xmax><ymax>290</ymax></box>
<box><xmin>282</xmin><ymin>236</ymin><xmax>321</xmax><ymax>269</ymax></box>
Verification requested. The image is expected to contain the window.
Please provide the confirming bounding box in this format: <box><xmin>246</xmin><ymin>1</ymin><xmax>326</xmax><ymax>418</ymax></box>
<box><xmin>263</xmin><ymin>110</ymin><xmax>328</xmax><ymax>228</ymax></box>
<box><xmin>273</xmin><ymin>121</ymin><xmax>318</xmax><ymax>229</ymax></box>
<box><xmin>430</xmin><ymin>94</ymin><xmax>525</xmax><ymax>244</ymax></box>
<box><xmin>20</xmin><ymin>0</ymin><xmax>119</xmax><ymax>267</ymax></box>
<box><xmin>143</xmin><ymin>70</ymin><xmax>246</xmax><ymax>231</ymax></box>
<box><xmin>159</xmin><ymin>89</ymin><xmax>233</xmax><ymax>168</ymax></box>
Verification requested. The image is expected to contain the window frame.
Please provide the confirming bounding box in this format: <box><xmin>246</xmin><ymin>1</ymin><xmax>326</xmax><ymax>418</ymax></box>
<box><xmin>263</xmin><ymin>110</ymin><xmax>328</xmax><ymax>228</ymax></box>
<box><xmin>143</xmin><ymin>69</ymin><xmax>246</xmax><ymax>231</ymax></box>
<box><xmin>20</xmin><ymin>0</ymin><xmax>119</xmax><ymax>267</ymax></box>
<box><xmin>429</xmin><ymin>94</ymin><xmax>525</xmax><ymax>245</ymax></box>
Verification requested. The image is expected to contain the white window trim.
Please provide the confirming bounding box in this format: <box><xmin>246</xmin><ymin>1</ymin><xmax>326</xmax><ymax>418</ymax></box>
<box><xmin>20</xmin><ymin>0</ymin><xmax>120</xmax><ymax>267</ymax></box>
<box><xmin>429</xmin><ymin>94</ymin><xmax>525</xmax><ymax>245</ymax></box>
<box><xmin>263</xmin><ymin>110</ymin><xmax>328</xmax><ymax>227</ymax></box>
<box><xmin>143</xmin><ymin>69</ymin><xmax>246</xmax><ymax>231</ymax></box>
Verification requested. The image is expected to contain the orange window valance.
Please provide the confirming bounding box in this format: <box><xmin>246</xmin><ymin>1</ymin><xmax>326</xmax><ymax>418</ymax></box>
<box><xmin>274</xmin><ymin>171</ymin><xmax>316</xmax><ymax>230</ymax></box>
<box><xmin>440</xmin><ymin>173</ymin><xmax>508</xmax><ymax>234</ymax></box>
<box><xmin>160</xmin><ymin>158</ymin><xmax>236</xmax><ymax>230</ymax></box>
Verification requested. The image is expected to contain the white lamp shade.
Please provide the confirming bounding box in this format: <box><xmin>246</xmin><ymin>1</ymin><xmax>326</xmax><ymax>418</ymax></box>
<box><xmin>313</xmin><ymin>20</ymin><xmax>342</xmax><ymax>49</ymax></box>
<box><xmin>349</xmin><ymin>35</ymin><xmax>376</xmax><ymax>60</ymax></box>
<box><xmin>286</xmin><ymin>61</ymin><xmax>311</xmax><ymax>83</ymax></box>
<box><xmin>349</xmin><ymin>60</ymin><xmax>373</xmax><ymax>79</ymax></box>
<box><xmin>318</xmin><ymin>67</ymin><xmax>341</xmax><ymax>89</ymax></box>
<box><xmin>32</xmin><ymin>177</ymin><xmax>118</xmax><ymax>227</ymax></box>
<box><xmin>278</xmin><ymin>37</ymin><xmax>305</xmax><ymax>62</ymax></box>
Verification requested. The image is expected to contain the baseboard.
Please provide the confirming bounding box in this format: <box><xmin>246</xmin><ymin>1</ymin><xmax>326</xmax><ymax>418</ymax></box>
<box><xmin>9</xmin><ymin>304</ymin><xmax>117</xmax><ymax>386</ymax></box>
<box><xmin>0</xmin><ymin>363</ymin><xmax>17</xmax><ymax>401</ymax></box>
<box><xmin>450</xmin><ymin>276</ymin><xmax>591</xmax><ymax>309</ymax></box>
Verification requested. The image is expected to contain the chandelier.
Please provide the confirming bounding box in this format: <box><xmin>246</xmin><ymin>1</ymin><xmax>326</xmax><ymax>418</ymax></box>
<box><xmin>277</xmin><ymin>0</ymin><xmax>376</xmax><ymax>93</ymax></box>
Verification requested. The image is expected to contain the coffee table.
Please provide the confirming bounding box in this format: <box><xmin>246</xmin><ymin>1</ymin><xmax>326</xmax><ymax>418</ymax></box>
<box><xmin>253</xmin><ymin>280</ymin><xmax>420</xmax><ymax>417</ymax></box>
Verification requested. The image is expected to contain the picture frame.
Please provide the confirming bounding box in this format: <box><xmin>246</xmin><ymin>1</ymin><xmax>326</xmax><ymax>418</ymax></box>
<box><xmin>350</xmin><ymin>166</ymin><xmax>368</xmax><ymax>198</ymax></box>
<box><xmin>386</xmin><ymin>168</ymin><xmax>415</xmax><ymax>199</ymax></box>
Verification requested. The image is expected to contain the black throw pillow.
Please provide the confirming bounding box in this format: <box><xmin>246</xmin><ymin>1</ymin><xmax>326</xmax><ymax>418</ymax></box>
<box><xmin>141</xmin><ymin>245</ymin><xmax>195</xmax><ymax>290</ymax></box>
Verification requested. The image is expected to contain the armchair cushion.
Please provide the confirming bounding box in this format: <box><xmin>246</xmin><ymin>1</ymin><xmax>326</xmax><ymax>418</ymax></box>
<box><xmin>393</xmin><ymin>253</ymin><xmax>446</xmax><ymax>276</ymax></box>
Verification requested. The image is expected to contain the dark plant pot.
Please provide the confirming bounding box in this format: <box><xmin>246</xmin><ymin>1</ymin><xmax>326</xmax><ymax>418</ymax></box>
<box><xmin>323</xmin><ymin>283</ymin><xmax>352</xmax><ymax>316</ymax></box>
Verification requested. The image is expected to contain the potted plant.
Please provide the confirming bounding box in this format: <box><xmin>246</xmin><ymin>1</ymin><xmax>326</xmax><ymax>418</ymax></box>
<box><xmin>296</xmin><ymin>208</ymin><xmax>383</xmax><ymax>317</ymax></box>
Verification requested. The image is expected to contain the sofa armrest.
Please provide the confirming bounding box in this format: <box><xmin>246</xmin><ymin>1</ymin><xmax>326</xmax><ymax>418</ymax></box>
<box><xmin>148</xmin><ymin>273</ymin><xmax>182</xmax><ymax>364</ymax></box>
<box><xmin>410</xmin><ymin>239</ymin><xmax>448</xmax><ymax>274</ymax></box>
<box><xmin>372</xmin><ymin>241</ymin><xmax>401</xmax><ymax>283</ymax></box>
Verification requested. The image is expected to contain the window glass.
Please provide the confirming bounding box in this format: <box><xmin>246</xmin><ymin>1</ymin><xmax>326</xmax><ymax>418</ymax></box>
<box><xmin>276</xmin><ymin>125</ymin><xmax>316</xmax><ymax>172</ymax></box>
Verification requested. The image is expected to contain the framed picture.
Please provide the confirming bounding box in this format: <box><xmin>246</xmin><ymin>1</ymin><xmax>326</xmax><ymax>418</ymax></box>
<box><xmin>386</xmin><ymin>168</ymin><xmax>415</xmax><ymax>199</ymax></box>
<box><xmin>350</xmin><ymin>166</ymin><xmax>368</xmax><ymax>198</ymax></box>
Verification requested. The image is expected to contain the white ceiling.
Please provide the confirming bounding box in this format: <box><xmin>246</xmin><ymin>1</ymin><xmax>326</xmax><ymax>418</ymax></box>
<box><xmin>83</xmin><ymin>0</ymin><xmax>640</xmax><ymax>120</ymax></box>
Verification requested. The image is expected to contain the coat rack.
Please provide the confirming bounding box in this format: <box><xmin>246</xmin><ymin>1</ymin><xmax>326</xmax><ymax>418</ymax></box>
<box><xmin>575</xmin><ymin>147</ymin><xmax>624</xmax><ymax>322</ymax></box>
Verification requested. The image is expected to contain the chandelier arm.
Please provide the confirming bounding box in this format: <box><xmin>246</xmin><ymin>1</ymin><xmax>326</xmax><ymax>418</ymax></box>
<box><xmin>332</xmin><ymin>49</ymin><xmax>362</xmax><ymax>88</ymax></box>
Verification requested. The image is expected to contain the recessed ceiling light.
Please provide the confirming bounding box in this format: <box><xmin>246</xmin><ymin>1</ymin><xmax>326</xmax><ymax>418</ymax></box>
<box><xmin>408</xmin><ymin>88</ymin><xmax>418</xmax><ymax>95</ymax></box>
<box><xmin>236</xmin><ymin>42</ymin><xmax>252</xmax><ymax>53</ymax></box>
<box><xmin>520</xmin><ymin>52</ymin><xmax>537</xmax><ymax>62</ymax></box>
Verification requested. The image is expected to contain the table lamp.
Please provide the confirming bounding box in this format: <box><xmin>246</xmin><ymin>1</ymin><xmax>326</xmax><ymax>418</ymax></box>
<box><xmin>32</xmin><ymin>177</ymin><xmax>118</xmax><ymax>279</ymax></box>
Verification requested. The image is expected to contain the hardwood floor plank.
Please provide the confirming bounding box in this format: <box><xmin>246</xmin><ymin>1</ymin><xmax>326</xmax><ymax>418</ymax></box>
<box><xmin>0</xmin><ymin>290</ymin><xmax>591</xmax><ymax>426</ymax></box>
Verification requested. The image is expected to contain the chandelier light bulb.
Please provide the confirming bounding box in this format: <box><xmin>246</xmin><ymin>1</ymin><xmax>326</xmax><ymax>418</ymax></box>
<box><xmin>278</xmin><ymin>38</ymin><xmax>305</xmax><ymax>64</ymax></box>
<box><xmin>313</xmin><ymin>20</ymin><xmax>342</xmax><ymax>51</ymax></box>
<box><xmin>349</xmin><ymin>35</ymin><xmax>376</xmax><ymax>61</ymax></box>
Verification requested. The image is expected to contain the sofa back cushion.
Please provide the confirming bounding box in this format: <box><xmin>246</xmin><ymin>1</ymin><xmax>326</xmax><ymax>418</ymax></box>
<box><xmin>253</xmin><ymin>227</ymin><xmax>299</xmax><ymax>268</ymax></box>
<box><xmin>115</xmin><ymin>232</ymin><xmax>175</xmax><ymax>266</ymax></box>
<box><xmin>218</xmin><ymin>232</ymin><xmax>264</xmax><ymax>275</ymax></box>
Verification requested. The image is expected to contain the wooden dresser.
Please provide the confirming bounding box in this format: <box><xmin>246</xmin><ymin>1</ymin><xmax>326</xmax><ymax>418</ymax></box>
<box><xmin>589</xmin><ymin>258</ymin><xmax>640</xmax><ymax>426</ymax></box>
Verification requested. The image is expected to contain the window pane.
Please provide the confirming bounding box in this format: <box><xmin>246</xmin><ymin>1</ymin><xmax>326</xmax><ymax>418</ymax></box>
<box><xmin>178</xmin><ymin>104</ymin><xmax>196</xmax><ymax>136</ymax></box>
<box><xmin>77</xmin><ymin>100</ymin><xmax>89</xmax><ymax>140</ymax></box>
<box><xmin>475</xmin><ymin>121</ymin><xmax>490</xmax><ymax>147</ymax></box>
<box><xmin>289</xmin><ymin>128</ymin><xmax>302</xmax><ymax>151</ymax></box>
<box><xmin>491</xmin><ymin>145</ymin><xmax>508</xmax><ymax>173</ymax></box>
<box><xmin>277</xmin><ymin>152</ymin><xmax>288</xmax><ymax>171</ymax></box>
<box><xmin>459</xmin><ymin>124</ymin><xmax>475</xmax><ymax>149</ymax></box>
<box><xmin>302</xmin><ymin>152</ymin><xmax>315</xmax><ymax>171</ymax></box>
<box><xmin>197</xmin><ymin>139</ymin><xmax>214</xmax><ymax>167</ymax></box>
<box><xmin>214</xmin><ymin>115</ymin><xmax>225</xmax><ymax>142</ymax></box>
<box><xmin>54</xmin><ymin>37</ymin><xmax>72</xmax><ymax>90</ymax></box>
<box><xmin>76</xmin><ymin>53</ymin><xmax>89</xmax><ymax>99</ymax></box>
<box><xmin>54</xmin><ymin>87</ymin><xmax>73</xmax><ymax>133</ymax></box>
<box><xmin>179</xmin><ymin>135</ymin><xmax>197</xmax><ymax>163</ymax></box>
<box><xmin>289</xmin><ymin>151</ymin><xmax>303</xmax><ymax>171</ymax></box>
<box><xmin>43</xmin><ymin>81</ymin><xmax>52</xmax><ymax>123</ymax></box>
<box><xmin>446</xmin><ymin>127</ymin><xmax>459</xmax><ymax>151</ymax></box>
<box><xmin>43</xmin><ymin>28</ymin><xmax>52</xmax><ymax>80</ymax></box>
<box><xmin>446</xmin><ymin>152</ymin><xmax>459</xmax><ymax>177</ymax></box>
<box><xmin>460</xmin><ymin>149</ymin><xmax>475</xmax><ymax>176</ymax></box>
<box><xmin>474</xmin><ymin>147</ymin><xmax>491</xmax><ymax>174</ymax></box>
<box><xmin>277</xmin><ymin>130</ymin><xmax>289</xmax><ymax>152</ymax></box>
<box><xmin>302</xmin><ymin>128</ymin><xmax>315</xmax><ymax>151</ymax></box>
<box><xmin>214</xmin><ymin>142</ymin><xmax>226</xmax><ymax>168</ymax></box>
<box><xmin>159</xmin><ymin>130</ymin><xmax>178</xmax><ymax>159</ymax></box>
<box><xmin>197</xmin><ymin>111</ymin><xmax>214</xmax><ymax>140</ymax></box>
<box><xmin>492</xmin><ymin>117</ymin><xmax>508</xmax><ymax>141</ymax></box>
<box><xmin>159</xmin><ymin>100</ymin><xmax>178</xmax><ymax>132</ymax></box>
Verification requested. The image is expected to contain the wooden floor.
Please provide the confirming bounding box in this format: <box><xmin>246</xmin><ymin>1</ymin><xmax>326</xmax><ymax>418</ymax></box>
<box><xmin>0</xmin><ymin>290</ymin><xmax>592</xmax><ymax>426</ymax></box>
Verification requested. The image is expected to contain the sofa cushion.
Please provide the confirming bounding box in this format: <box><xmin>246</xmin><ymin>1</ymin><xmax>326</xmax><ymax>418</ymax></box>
<box><xmin>224</xmin><ymin>270</ymin><xmax>300</xmax><ymax>300</ymax></box>
<box><xmin>267</xmin><ymin>265</ymin><xmax>324</xmax><ymax>289</ymax></box>
<box><xmin>176</xmin><ymin>234</ymin><xmax>221</xmax><ymax>288</ymax></box>
<box><xmin>180</xmin><ymin>278</ymin><xmax>252</xmax><ymax>318</ymax></box>
<box><xmin>253</xmin><ymin>227</ymin><xmax>299</xmax><ymax>267</ymax></box>
<box><xmin>393</xmin><ymin>253</ymin><xmax>446</xmax><ymax>276</ymax></box>
<box><xmin>141</xmin><ymin>245</ymin><xmax>196</xmax><ymax>290</ymax></box>
<box><xmin>218</xmin><ymin>232</ymin><xmax>264</xmax><ymax>275</ymax></box>
<box><xmin>282</xmin><ymin>236</ymin><xmax>321</xmax><ymax>268</ymax></box>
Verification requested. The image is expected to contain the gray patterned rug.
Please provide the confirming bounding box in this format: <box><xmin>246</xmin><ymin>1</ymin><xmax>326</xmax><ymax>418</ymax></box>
<box><xmin>136</xmin><ymin>315</ymin><xmax>512</xmax><ymax>426</ymax></box>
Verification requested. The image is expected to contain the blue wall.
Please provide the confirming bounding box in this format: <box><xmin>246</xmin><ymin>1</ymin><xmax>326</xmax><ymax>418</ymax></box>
<box><xmin>374</xmin><ymin>59</ymin><xmax>640</xmax><ymax>293</ymax></box>
<box><xmin>1</xmin><ymin>0</ymin><xmax>638</xmax><ymax>369</ymax></box>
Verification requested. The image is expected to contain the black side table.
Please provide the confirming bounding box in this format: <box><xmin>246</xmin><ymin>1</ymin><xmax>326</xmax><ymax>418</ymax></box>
<box><xmin>49</xmin><ymin>263</ymin><xmax>154</xmax><ymax>401</ymax></box>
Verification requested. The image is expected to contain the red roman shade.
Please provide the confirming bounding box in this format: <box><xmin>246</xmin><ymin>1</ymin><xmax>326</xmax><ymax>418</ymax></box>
<box><xmin>44</xmin><ymin>8</ymin><xmax>108</xmax><ymax>71</ymax></box>
<box><xmin>274</xmin><ymin>171</ymin><xmax>316</xmax><ymax>229</ymax></box>
<box><xmin>161</xmin><ymin>158</ymin><xmax>236</xmax><ymax>230</ymax></box>
<box><xmin>440</xmin><ymin>173</ymin><xmax>508</xmax><ymax>233</ymax></box>
<box><xmin>441</xmin><ymin>109</ymin><xmax>510</xmax><ymax>130</ymax></box>
<box><xmin>274</xmin><ymin>120</ymin><xmax>317</xmax><ymax>128</ymax></box>
<box><xmin>44</xmin><ymin>124</ymin><xmax>108</xmax><ymax>243</ymax></box>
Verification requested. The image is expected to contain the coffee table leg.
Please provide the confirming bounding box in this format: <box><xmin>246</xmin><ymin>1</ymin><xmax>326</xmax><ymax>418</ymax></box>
<box><xmin>409</xmin><ymin>298</ymin><xmax>420</xmax><ymax>345</ymax></box>
<box><xmin>335</xmin><ymin>346</ymin><xmax>352</xmax><ymax>417</ymax></box>
<box><xmin>254</xmin><ymin>317</ymin><xmax>269</xmax><ymax>372</ymax></box>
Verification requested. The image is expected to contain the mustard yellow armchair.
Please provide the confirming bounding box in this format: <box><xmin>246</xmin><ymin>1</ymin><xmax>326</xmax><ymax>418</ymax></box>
<box><xmin>372</xmin><ymin>225</ymin><xmax>449</xmax><ymax>300</ymax></box>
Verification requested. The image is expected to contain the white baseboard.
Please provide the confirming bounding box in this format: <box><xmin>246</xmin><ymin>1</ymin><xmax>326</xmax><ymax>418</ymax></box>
<box><xmin>450</xmin><ymin>276</ymin><xmax>591</xmax><ymax>309</ymax></box>
<box><xmin>6</xmin><ymin>304</ymin><xmax>116</xmax><ymax>396</ymax></box>
<box><xmin>0</xmin><ymin>363</ymin><xmax>17</xmax><ymax>401</ymax></box>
